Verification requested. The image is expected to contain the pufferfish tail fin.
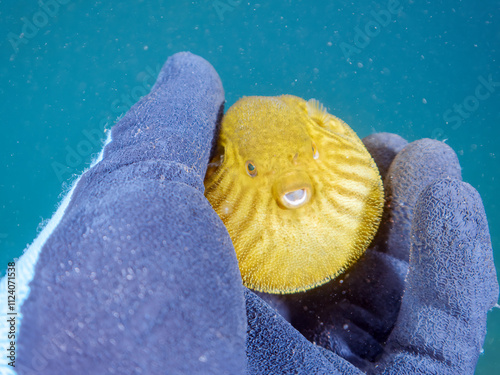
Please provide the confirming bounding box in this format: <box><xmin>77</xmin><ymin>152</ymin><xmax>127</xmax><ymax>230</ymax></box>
<box><xmin>306</xmin><ymin>98</ymin><xmax>330</xmax><ymax>127</ymax></box>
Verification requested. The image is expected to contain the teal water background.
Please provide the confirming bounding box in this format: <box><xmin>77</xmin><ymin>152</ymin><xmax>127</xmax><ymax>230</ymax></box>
<box><xmin>1</xmin><ymin>0</ymin><xmax>499</xmax><ymax>372</ymax></box>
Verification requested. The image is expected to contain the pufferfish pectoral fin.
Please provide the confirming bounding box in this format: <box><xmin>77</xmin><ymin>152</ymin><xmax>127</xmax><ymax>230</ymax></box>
<box><xmin>306</xmin><ymin>99</ymin><xmax>330</xmax><ymax>127</ymax></box>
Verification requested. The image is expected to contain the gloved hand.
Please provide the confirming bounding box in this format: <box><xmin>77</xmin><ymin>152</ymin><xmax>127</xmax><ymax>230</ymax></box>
<box><xmin>1</xmin><ymin>52</ymin><xmax>497</xmax><ymax>375</ymax></box>
<box><xmin>247</xmin><ymin>134</ymin><xmax>499</xmax><ymax>374</ymax></box>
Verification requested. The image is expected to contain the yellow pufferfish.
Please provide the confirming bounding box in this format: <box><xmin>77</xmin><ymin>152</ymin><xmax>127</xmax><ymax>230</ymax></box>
<box><xmin>204</xmin><ymin>95</ymin><xmax>384</xmax><ymax>294</ymax></box>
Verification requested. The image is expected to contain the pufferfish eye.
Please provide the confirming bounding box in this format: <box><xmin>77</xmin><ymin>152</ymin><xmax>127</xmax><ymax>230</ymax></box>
<box><xmin>312</xmin><ymin>142</ymin><xmax>319</xmax><ymax>159</ymax></box>
<box><xmin>245</xmin><ymin>160</ymin><xmax>258</xmax><ymax>177</ymax></box>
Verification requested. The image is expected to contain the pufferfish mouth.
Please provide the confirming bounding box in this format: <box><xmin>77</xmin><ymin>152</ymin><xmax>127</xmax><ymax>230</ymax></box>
<box><xmin>284</xmin><ymin>189</ymin><xmax>309</xmax><ymax>208</ymax></box>
<box><xmin>273</xmin><ymin>170</ymin><xmax>313</xmax><ymax>210</ymax></box>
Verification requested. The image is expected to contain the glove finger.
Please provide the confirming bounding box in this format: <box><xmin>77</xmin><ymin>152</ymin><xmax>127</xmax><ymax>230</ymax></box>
<box><xmin>104</xmin><ymin>51</ymin><xmax>225</xmax><ymax>189</ymax></box>
<box><xmin>374</xmin><ymin>139</ymin><xmax>462</xmax><ymax>261</ymax></box>
<box><xmin>362</xmin><ymin>132</ymin><xmax>408</xmax><ymax>180</ymax></box>
<box><xmin>373</xmin><ymin>178</ymin><xmax>499</xmax><ymax>375</ymax></box>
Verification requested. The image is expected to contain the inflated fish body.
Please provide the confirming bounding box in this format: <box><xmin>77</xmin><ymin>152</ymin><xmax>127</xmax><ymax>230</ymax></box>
<box><xmin>204</xmin><ymin>95</ymin><xmax>384</xmax><ymax>294</ymax></box>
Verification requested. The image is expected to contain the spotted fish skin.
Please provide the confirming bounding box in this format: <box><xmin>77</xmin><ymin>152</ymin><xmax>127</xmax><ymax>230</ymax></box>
<box><xmin>204</xmin><ymin>95</ymin><xmax>384</xmax><ymax>294</ymax></box>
